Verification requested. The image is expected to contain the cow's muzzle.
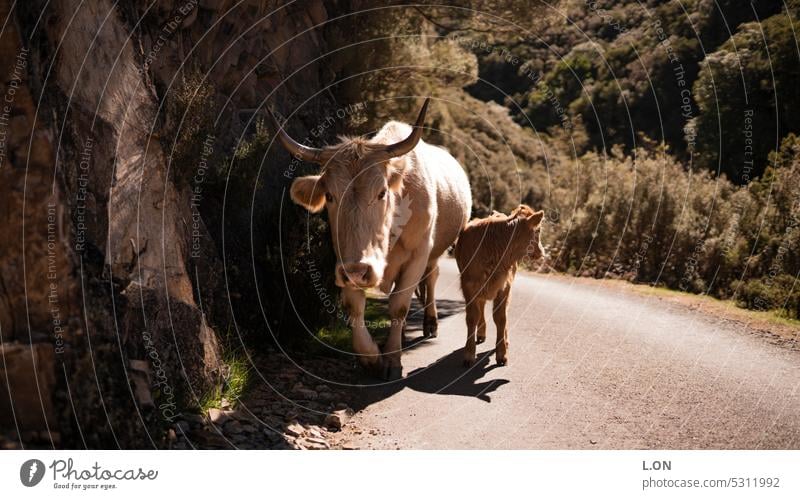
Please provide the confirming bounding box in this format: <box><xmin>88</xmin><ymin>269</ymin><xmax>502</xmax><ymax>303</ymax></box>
<box><xmin>336</xmin><ymin>262</ymin><xmax>379</xmax><ymax>289</ymax></box>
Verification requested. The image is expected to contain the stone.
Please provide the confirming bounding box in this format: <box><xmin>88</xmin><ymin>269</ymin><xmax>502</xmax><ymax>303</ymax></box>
<box><xmin>224</xmin><ymin>421</ymin><xmax>243</xmax><ymax>434</ymax></box>
<box><xmin>295</xmin><ymin>388</ymin><xmax>318</xmax><ymax>400</ymax></box>
<box><xmin>285</xmin><ymin>422</ymin><xmax>304</xmax><ymax>438</ymax></box>
<box><xmin>324</xmin><ymin>409</ymin><xmax>353</xmax><ymax>430</ymax></box>
<box><xmin>303</xmin><ymin>437</ymin><xmax>330</xmax><ymax>449</ymax></box>
<box><xmin>192</xmin><ymin>431</ymin><xmax>229</xmax><ymax>448</ymax></box>
<box><xmin>207</xmin><ymin>408</ymin><xmax>229</xmax><ymax>426</ymax></box>
<box><xmin>182</xmin><ymin>413</ymin><xmax>205</xmax><ymax>426</ymax></box>
<box><xmin>130</xmin><ymin>371</ymin><xmax>154</xmax><ymax>407</ymax></box>
<box><xmin>128</xmin><ymin>359</ymin><xmax>150</xmax><ymax>373</ymax></box>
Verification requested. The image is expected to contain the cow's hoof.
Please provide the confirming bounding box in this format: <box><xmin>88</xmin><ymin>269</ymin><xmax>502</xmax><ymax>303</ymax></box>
<box><xmin>476</xmin><ymin>336</ymin><xmax>485</xmax><ymax>344</ymax></box>
<box><xmin>423</xmin><ymin>324</ymin><xmax>438</xmax><ymax>338</ymax></box>
<box><xmin>359</xmin><ymin>357</ymin><xmax>385</xmax><ymax>379</ymax></box>
<box><xmin>463</xmin><ymin>358</ymin><xmax>476</xmax><ymax>368</ymax></box>
<box><xmin>382</xmin><ymin>364</ymin><xmax>403</xmax><ymax>381</ymax></box>
<box><xmin>423</xmin><ymin>317</ymin><xmax>438</xmax><ymax>338</ymax></box>
<box><xmin>496</xmin><ymin>358</ymin><xmax>508</xmax><ymax>366</ymax></box>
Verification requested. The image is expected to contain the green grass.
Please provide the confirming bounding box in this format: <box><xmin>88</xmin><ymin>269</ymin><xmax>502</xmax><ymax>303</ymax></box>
<box><xmin>573</xmin><ymin>275</ymin><xmax>800</xmax><ymax>332</ymax></box>
<box><xmin>315</xmin><ymin>323</ymin><xmax>352</xmax><ymax>353</ymax></box>
<box><xmin>199</xmin><ymin>351</ymin><xmax>251</xmax><ymax>413</ymax></box>
<box><xmin>197</xmin><ymin>325</ymin><xmax>253</xmax><ymax>413</ymax></box>
<box><xmin>312</xmin><ymin>296</ymin><xmax>392</xmax><ymax>355</ymax></box>
<box><xmin>636</xmin><ymin>284</ymin><xmax>800</xmax><ymax>329</ymax></box>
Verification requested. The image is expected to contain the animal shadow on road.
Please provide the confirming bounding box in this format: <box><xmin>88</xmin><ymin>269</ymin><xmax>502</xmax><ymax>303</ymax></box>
<box><xmin>350</xmin><ymin>296</ymin><xmax>509</xmax><ymax>409</ymax></box>
<box><xmin>352</xmin><ymin>348</ymin><xmax>510</xmax><ymax>410</ymax></box>
<box><xmin>370</xmin><ymin>297</ymin><xmax>465</xmax><ymax>349</ymax></box>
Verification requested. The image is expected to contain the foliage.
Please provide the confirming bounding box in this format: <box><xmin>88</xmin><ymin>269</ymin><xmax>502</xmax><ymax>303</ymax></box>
<box><xmin>406</xmin><ymin>1</ymin><xmax>800</xmax><ymax>319</ymax></box>
<box><xmin>690</xmin><ymin>12</ymin><xmax>800</xmax><ymax>183</ymax></box>
<box><xmin>457</xmin><ymin>0</ymin><xmax>791</xmax><ymax>180</ymax></box>
<box><xmin>541</xmin><ymin>136</ymin><xmax>800</xmax><ymax>318</ymax></box>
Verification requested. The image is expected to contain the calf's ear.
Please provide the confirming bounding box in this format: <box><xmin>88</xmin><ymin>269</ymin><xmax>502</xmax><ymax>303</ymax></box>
<box><xmin>526</xmin><ymin>210</ymin><xmax>545</xmax><ymax>227</ymax></box>
<box><xmin>290</xmin><ymin>175</ymin><xmax>326</xmax><ymax>213</ymax></box>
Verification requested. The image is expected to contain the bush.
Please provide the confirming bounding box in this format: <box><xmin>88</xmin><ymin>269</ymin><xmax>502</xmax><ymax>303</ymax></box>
<box><xmin>534</xmin><ymin>136</ymin><xmax>800</xmax><ymax>318</ymax></box>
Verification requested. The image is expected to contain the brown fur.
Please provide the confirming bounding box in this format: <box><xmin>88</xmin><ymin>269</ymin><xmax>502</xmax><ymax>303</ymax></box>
<box><xmin>454</xmin><ymin>205</ymin><xmax>545</xmax><ymax>366</ymax></box>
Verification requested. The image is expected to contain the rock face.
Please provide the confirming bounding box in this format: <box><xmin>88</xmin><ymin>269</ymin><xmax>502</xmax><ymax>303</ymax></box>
<box><xmin>0</xmin><ymin>0</ymin><xmax>338</xmax><ymax>448</ymax></box>
<box><xmin>0</xmin><ymin>344</ymin><xmax>56</xmax><ymax>431</ymax></box>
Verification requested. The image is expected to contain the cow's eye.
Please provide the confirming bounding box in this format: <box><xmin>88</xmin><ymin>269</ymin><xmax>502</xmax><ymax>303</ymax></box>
<box><xmin>377</xmin><ymin>189</ymin><xmax>386</xmax><ymax>200</ymax></box>
<box><xmin>325</xmin><ymin>192</ymin><xmax>334</xmax><ymax>203</ymax></box>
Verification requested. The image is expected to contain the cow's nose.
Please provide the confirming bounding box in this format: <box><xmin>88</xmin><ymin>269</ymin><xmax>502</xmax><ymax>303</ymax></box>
<box><xmin>336</xmin><ymin>262</ymin><xmax>376</xmax><ymax>288</ymax></box>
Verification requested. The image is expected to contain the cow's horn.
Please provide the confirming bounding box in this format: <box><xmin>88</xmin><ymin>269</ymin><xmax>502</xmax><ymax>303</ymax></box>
<box><xmin>268</xmin><ymin>107</ymin><xmax>328</xmax><ymax>164</ymax></box>
<box><xmin>384</xmin><ymin>98</ymin><xmax>430</xmax><ymax>158</ymax></box>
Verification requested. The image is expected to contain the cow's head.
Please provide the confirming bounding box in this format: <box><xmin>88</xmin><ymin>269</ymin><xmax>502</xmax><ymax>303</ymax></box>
<box><xmin>273</xmin><ymin>99</ymin><xmax>430</xmax><ymax>289</ymax></box>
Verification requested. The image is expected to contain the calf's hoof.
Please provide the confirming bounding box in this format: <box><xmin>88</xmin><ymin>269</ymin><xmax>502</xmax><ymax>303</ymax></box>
<box><xmin>463</xmin><ymin>357</ymin><xmax>476</xmax><ymax>368</ymax></box>
<box><xmin>476</xmin><ymin>336</ymin><xmax>485</xmax><ymax>344</ymax></box>
<box><xmin>496</xmin><ymin>357</ymin><xmax>508</xmax><ymax>366</ymax></box>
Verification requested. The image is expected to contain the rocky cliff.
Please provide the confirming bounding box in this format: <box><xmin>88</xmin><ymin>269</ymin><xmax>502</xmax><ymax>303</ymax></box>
<box><xmin>0</xmin><ymin>0</ymin><xmax>343</xmax><ymax>449</ymax></box>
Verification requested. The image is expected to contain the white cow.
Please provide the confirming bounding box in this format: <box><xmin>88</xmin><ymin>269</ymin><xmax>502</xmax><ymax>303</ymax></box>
<box><xmin>274</xmin><ymin>99</ymin><xmax>472</xmax><ymax>379</ymax></box>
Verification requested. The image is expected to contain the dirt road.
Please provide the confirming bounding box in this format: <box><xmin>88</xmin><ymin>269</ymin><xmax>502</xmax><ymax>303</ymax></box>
<box><xmin>338</xmin><ymin>259</ymin><xmax>800</xmax><ymax>449</ymax></box>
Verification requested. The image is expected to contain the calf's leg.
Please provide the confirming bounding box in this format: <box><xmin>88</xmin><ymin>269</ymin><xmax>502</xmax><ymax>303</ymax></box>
<box><xmin>476</xmin><ymin>300</ymin><xmax>487</xmax><ymax>344</ymax></box>
<box><xmin>422</xmin><ymin>262</ymin><xmax>439</xmax><ymax>337</ymax></box>
<box><xmin>464</xmin><ymin>298</ymin><xmax>485</xmax><ymax>367</ymax></box>
<box><xmin>493</xmin><ymin>283</ymin><xmax>511</xmax><ymax>366</ymax></box>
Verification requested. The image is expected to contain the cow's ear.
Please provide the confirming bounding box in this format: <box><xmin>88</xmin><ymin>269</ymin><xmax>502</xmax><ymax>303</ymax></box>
<box><xmin>526</xmin><ymin>210</ymin><xmax>545</xmax><ymax>227</ymax></box>
<box><xmin>386</xmin><ymin>158</ymin><xmax>405</xmax><ymax>191</ymax></box>
<box><xmin>290</xmin><ymin>175</ymin><xmax>326</xmax><ymax>213</ymax></box>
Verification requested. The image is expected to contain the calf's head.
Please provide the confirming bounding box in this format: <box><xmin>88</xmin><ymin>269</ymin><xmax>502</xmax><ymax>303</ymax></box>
<box><xmin>273</xmin><ymin>99</ymin><xmax>430</xmax><ymax>289</ymax></box>
<box><xmin>509</xmin><ymin>205</ymin><xmax>546</xmax><ymax>262</ymax></box>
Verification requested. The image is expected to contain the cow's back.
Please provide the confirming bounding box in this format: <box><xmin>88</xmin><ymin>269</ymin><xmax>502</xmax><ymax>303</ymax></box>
<box><xmin>419</xmin><ymin>140</ymin><xmax>472</xmax><ymax>260</ymax></box>
<box><xmin>372</xmin><ymin>121</ymin><xmax>472</xmax><ymax>262</ymax></box>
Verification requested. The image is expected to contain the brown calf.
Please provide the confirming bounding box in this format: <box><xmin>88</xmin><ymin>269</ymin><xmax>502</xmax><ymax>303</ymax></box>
<box><xmin>454</xmin><ymin>205</ymin><xmax>545</xmax><ymax>367</ymax></box>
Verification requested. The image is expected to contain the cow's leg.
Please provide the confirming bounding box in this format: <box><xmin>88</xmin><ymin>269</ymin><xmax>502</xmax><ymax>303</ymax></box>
<box><xmin>342</xmin><ymin>287</ymin><xmax>381</xmax><ymax>373</ymax></box>
<box><xmin>464</xmin><ymin>297</ymin><xmax>484</xmax><ymax>367</ymax></box>
<box><xmin>493</xmin><ymin>283</ymin><xmax>511</xmax><ymax>366</ymax></box>
<box><xmin>422</xmin><ymin>262</ymin><xmax>439</xmax><ymax>337</ymax></box>
<box><xmin>383</xmin><ymin>250</ymin><xmax>429</xmax><ymax>380</ymax></box>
